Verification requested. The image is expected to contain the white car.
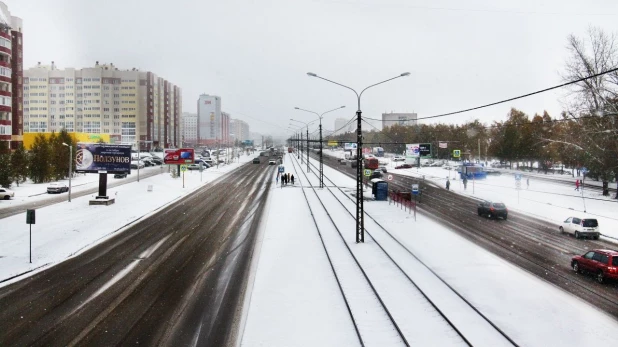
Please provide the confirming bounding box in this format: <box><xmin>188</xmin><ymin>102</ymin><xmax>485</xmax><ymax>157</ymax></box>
<box><xmin>560</xmin><ymin>217</ymin><xmax>600</xmax><ymax>240</ymax></box>
<box><xmin>0</xmin><ymin>187</ymin><xmax>15</xmax><ymax>200</ymax></box>
<box><xmin>392</xmin><ymin>156</ymin><xmax>405</xmax><ymax>162</ymax></box>
<box><xmin>268</xmin><ymin>159</ymin><xmax>277</xmax><ymax>165</ymax></box>
<box><xmin>130</xmin><ymin>160</ymin><xmax>145</xmax><ymax>169</ymax></box>
<box><xmin>47</xmin><ymin>183</ymin><xmax>69</xmax><ymax>194</ymax></box>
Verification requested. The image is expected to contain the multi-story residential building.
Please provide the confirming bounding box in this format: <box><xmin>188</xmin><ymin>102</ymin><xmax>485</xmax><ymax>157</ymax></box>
<box><xmin>334</xmin><ymin>117</ymin><xmax>355</xmax><ymax>135</ymax></box>
<box><xmin>381</xmin><ymin>112</ymin><xmax>417</xmax><ymax>129</ymax></box>
<box><xmin>0</xmin><ymin>2</ymin><xmax>23</xmax><ymax>149</ymax></box>
<box><xmin>23</xmin><ymin>62</ymin><xmax>181</xmax><ymax>150</ymax></box>
<box><xmin>230</xmin><ymin>118</ymin><xmax>249</xmax><ymax>142</ymax></box>
<box><xmin>197</xmin><ymin>94</ymin><xmax>230</xmax><ymax>146</ymax></box>
<box><xmin>181</xmin><ymin>112</ymin><xmax>197</xmax><ymax>146</ymax></box>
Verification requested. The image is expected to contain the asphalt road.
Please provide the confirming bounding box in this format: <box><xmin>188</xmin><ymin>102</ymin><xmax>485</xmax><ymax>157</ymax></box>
<box><xmin>0</xmin><ymin>166</ymin><xmax>165</xmax><ymax>219</ymax></box>
<box><xmin>313</xmin><ymin>151</ymin><xmax>618</xmax><ymax>318</ymax></box>
<box><xmin>0</xmin><ymin>159</ymin><xmax>273</xmax><ymax>346</ymax></box>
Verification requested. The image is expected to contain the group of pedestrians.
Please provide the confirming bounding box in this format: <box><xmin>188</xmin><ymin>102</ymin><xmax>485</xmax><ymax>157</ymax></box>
<box><xmin>277</xmin><ymin>172</ymin><xmax>295</xmax><ymax>187</ymax></box>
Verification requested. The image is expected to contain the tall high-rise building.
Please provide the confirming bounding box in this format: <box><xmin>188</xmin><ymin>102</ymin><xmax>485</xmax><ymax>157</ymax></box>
<box><xmin>382</xmin><ymin>112</ymin><xmax>417</xmax><ymax>129</ymax></box>
<box><xmin>334</xmin><ymin>117</ymin><xmax>354</xmax><ymax>135</ymax></box>
<box><xmin>181</xmin><ymin>112</ymin><xmax>197</xmax><ymax>146</ymax></box>
<box><xmin>197</xmin><ymin>94</ymin><xmax>230</xmax><ymax>146</ymax></box>
<box><xmin>0</xmin><ymin>2</ymin><xmax>23</xmax><ymax>149</ymax></box>
<box><xmin>230</xmin><ymin>118</ymin><xmax>249</xmax><ymax>142</ymax></box>
<box><xmin>23</xmin><ymin>62</ymin><xmax>182</xmax><ymax>150</ymax></box>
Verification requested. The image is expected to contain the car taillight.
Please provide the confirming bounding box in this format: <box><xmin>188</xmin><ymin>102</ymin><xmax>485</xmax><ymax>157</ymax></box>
<box><xmin>490</xmin><ymin>207</ymin><xmax>495</xmax><ymax>212</ymax></box>
<box><xmin>609</xmin><ymin>267</ymin><xmax>617</xmax><ymax>273</ymax></box>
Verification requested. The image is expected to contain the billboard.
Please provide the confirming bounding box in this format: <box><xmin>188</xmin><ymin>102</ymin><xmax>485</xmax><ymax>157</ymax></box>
<box><xmin>75</xmin><ymin>143</ymin><xmax>132</xmax><ymax>174</ymax></box>
<box><xmin>241</xmin><ymin>140</ymin><xmax>254</xmax><ymax>146</ymax></box>
<box><xmin>344</xmin><ymin>143</ymin><xmax>358</xmax><ymax>151</ymax></box>
<box><xmin>164</xmin><ymin>148</ymin><xmax>195</xmax><ymax>165</ymax></box>
<box><xmin>406</xmin><ymin>144</ymin><xmax>420</xmax><ymax>157</ymax></box>
<box><xmin>419</xmin><ymin>143</ymin><xmax>431</xmax><ymax>158</ymax></box>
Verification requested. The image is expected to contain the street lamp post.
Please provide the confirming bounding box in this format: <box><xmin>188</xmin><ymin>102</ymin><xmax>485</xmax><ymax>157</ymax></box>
<box><xmin>291</xmin><ymin>119</ymin><xmax>317</xmax><ymax>173</ymax></box>
<box><xmin>307</xmin><ymin>71</ymin><xmax>410</xmax><ymax>243</ymax></box>
<box><xmin>62</xmin><ymin>142</ymin><xmax>72</xmax><ymax>202</ymax></box>
<box><xmin>288</xmin><ymin>124</ymin><xmax>303</xmax><ymax>161</ymax></box>
<box><xmin>295</xmin><ymin>106</ymin><xmax>345</xmax><ymax>188</ymax></box>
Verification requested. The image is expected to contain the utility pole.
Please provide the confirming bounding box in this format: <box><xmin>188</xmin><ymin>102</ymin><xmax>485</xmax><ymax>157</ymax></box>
<box><xmin>306</xmin><ymin>127</ymin><xmax>310</xmax><ymax>173</ymax></box>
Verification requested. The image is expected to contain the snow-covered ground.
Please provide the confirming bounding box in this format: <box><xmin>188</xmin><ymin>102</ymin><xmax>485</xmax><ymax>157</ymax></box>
<box><xmin>322</xmin><ymin>149</ymin><xmax>618</xmax><ymax>241</ymax></box>
<box><xmin>242</xmin><ymin>151</ymin><xmax>618</xmax><ymax>346</ymax></box>
<box><xmin>0</xmin><ymin>155</ymin><xmax>253</xmax><ymax>284</ymax></box>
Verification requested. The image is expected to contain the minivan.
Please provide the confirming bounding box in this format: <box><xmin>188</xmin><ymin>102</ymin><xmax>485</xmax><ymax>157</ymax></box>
<box><xmin>560</xmin><ymin>217</ymin><xmax>600</xmax><ymax>239</ymax></box>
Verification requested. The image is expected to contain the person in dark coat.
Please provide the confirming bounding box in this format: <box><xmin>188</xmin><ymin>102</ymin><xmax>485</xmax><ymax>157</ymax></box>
<box><xmin>291</xmin><ymin>174</ymin><xmax>295</xmax><ymax>185</ymax></box>
<box><xmin>446</xmin><ymin>179</ymin><xmax>450</xmax><ymax>190</ymax></box>
<box><xmin>283</xmin><ymin>173</ymin><xmax>287</xmax><ymax>186</ymax></box>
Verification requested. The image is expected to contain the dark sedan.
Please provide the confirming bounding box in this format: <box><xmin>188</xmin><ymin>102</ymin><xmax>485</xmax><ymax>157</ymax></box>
<box><xmin>477</xmin><ymin>201</ymin><xmax>508</xmax><ymax>220</ymax></box>
<box><xmin>395</xmin><ymin>164</ymin><xmax>413</xmax><ymax>169</ymax></box>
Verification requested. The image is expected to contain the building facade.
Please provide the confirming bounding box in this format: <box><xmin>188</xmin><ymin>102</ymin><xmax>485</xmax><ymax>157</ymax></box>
<box><xmin>23</xmin><ymin>62</ymin><xmax>181</xmax><ymax>150</ymax></box>
<box><xmin>230</xmin><ymin>118</ymin><xmax>249</xmax><ymax>142</ymax></box>
<box><xmin>0</xmin><ymin>2</ymin><xmax>23</xmax><ymax>149</ymax></box>
<box><xmin>334</xmin><ymin>117</ymin><xmax>355</xmax><ymax>135</ymax></box>
<box><xmin>381</xmin><ymin>112</ymin><xmax>417</xmax><ymax>129</ymax></box>
<box><xmin>181</xmin><ymin>112</ymin><xmax>197</xmax><ymax>146</ymax></box>
<box><xmin>196</xmin><ymin>94</ymin><xmax>230</xmax><ymax>146</ymax></box>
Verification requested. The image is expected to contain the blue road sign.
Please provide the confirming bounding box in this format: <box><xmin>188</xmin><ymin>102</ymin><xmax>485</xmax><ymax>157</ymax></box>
<box><xmin>581</xmin><ymin>167</ymin><xmax>588</xmax><ymax>174</ymax></box>
<box><xmin>412</xmin><ymin>183</ymin><xmax>419</xmax><ymax>195</ymax></box>
<box><xmin>278</xmin><ymin>166</ymin><xmax>285</xmax><ymax>173</ymax></box>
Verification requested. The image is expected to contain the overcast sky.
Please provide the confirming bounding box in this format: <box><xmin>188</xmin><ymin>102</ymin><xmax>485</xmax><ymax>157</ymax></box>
<box><xmin>8</xmin><ymin>0</ymin><xmax>618</xmax><ymax>136</ymax></box>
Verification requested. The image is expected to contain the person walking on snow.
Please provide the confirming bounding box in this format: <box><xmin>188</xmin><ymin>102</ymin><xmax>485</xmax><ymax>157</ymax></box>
<box><xmin>463</xmin><ymin>176</ymin><xmax>468</xmax><ymax>190</ymax></box>
<box><xmin>276</xmin><ymin>172</ymin><xmax>279</xmax><ymax>184</ymax></box>
<box><xmin>446</xmin><ymin>179</ymin><xmax>450</xmax><ymax>190</ymax></box>
<box><xmin>291</xmin><ymin>174</ymin><xmax>295</xmax><ymax>185</ymax></box>
<box><xmin>575</xmin><ymin>179</ymin><xmax>580</xmax><ymax>191</ymax></box>
<box><xmin>526</xmin><ymin>177</ymin><xmax>529</xmax><ymax>189</ymax></box>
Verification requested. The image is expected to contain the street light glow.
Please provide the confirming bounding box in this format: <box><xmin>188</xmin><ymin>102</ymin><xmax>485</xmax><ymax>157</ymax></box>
<box><xmin>307</xmin><ymin>72</ymin><xmax>317</xmax><ymax>77</ymax></box>
<box><xmin>62</xmin><ymin>143</ymin><xmax>69</xmax><ymax>147</ymax></box>
<box><xmin>401</xmin><ymin>72</ymin><xmax>411</xmax><ymax>76</ymax></box>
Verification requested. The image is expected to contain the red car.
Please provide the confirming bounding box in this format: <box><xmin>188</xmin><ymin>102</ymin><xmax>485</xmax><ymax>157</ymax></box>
<box><xmin>395</xmin><ymin>164</ymin><xmax>413</xmax><ymax>169</ymax></box>
<box><xmin>571</xmin><ymin>249</ymin><xmax>618</xmax><ymax>283</ymax></box>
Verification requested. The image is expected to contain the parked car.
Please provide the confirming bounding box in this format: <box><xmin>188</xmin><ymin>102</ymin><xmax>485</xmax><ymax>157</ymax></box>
<box><xmin>560</xmin><ymin>217</ymin><xmax>600</xmax><ymax>239</ymax></box>
<box><xmin>253</xmin><ymin>157</ymin><xmax>261</xmax><ymax>164</ymax></box>
<box><xmin>47</xmin><ymin>183</ymin><xmax>69</xmax><ymax>194</ymax></box>
<box><xmin>393</xmin><ymin>156</ymin><xmax>405</xmax><ymax>162</ymax></box>
<box><xmin>571</xmin><ymin>249</ymin><xmax>618</xmax><ymax>283</ymax></box>
<box><xmin>477</xmin><ymin>201</ymin><xmax>508</xmax><ymax>220</ymax></box>
<box><xmin>130</xmin><ymin>161</ymin><xmax>145</xmax><ymax>169</ymax></box>
<box><xmin>379</xmin><ymin>166</ymin><xmax>388</xmax><ymax>173</ymax></box>
<box><xmin>114</xmin><ymin>173</ymin><xmax>128</xmax><ymax>179</ymax></box>
<box><xmin>395</xmin><ymin>164</ymin><xmax>412</xmax><ymax>169</ymax></box>
<box><xmin>0</xmin><ymin>187</ymin><xmax>14</xmax><ymax>200</ymax></box>
<box><xmin>187</xmin><ymin>164</ymin><xmax>201</xmax><ymax>170</ymax></box>
<box><xmin>150</xmin><ymin>157</ymin><xmax>164</xmax><ymax>165</ymax></box>
<box><xmin>268</xmin><ymin>159</ymin><xmax>277</xmax><ymax>165</ymax></box>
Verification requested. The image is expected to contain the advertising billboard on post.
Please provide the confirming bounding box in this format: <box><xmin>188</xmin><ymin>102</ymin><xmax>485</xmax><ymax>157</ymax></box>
<box><xmin>419</xmin><ymin>143</ymin><xmax>431</xmax><ymax>158</ymax></box>
<box><xmin>406</xmin><ymin>144</ymin><xmax>420</xmax><ymax>157</ymax></box>
<box><xmin>75</xmin><ymin>143</ymin><xmax>132</xmax><ymax>174</ymax></box>
<box><xmin>164</xmin><ymin>148</ymin><xmax>195</xmax><ymax>165</ymax></box>
<box><xmin>344</xmin><ymin>143</ymin><xmax>358</xmax><ymax>151</ymax></box>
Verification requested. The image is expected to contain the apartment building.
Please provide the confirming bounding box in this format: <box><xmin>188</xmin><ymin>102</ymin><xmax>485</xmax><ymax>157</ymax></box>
<box><xmin>230</xmin><ymin>118</ymin><xmax>249</xmax><ymax>141</ymax></box>
<box><xmin>181</xmin><ymin>112</ymin><xmax>197</xmax><ymax>146</ymax></box>
<box><xmin>23</xmin><ymin>62</ymin><xmax>181</xmax><ymax>150</ymax></box>
<box><xmin>0</xmin><ymin>2</ymin><xmax>23</xmax><ymax>149</ymax></box>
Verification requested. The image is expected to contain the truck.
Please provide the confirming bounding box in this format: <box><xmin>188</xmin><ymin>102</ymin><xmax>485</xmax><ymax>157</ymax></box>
<box><xmin>372</xmin><ymin>147</ymin><xmax>384</xmax><ymax>157</ymax></box>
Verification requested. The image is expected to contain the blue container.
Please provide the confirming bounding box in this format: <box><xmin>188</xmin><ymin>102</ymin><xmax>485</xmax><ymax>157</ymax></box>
<box><xmin>375</xmin><ymin>181</ymin><xmax>388</xmax><ymax>201</ymax></box>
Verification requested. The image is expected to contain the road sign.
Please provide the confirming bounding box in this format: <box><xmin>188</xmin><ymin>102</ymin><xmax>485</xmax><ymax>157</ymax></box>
<box><xmin>387</xmin><ymin>174</ymin><xmax>393</xmax><ymax>181</ymax></box>
<box><xmin>581</xmin><ymin>167</ymin><xmax>588</xmax><ymax>174</ymax></box>
<box><xmin>364</xmin><ymin>169</ymin><xmax>371</xmax><ymax>177</ymax></box>
<box><xmin>278</xmin><ymin>166</ymin><xmax>285</xmax><ymax>173</ymax></box>
<box><xmin>412</xmin><ymin>183</ymin><xmax>419</xmax><ymax>195</ymax></box>
<box><xmin>180</xmin><ymin>165</ymin><xmax>187</xmax><ymax>172</ymax></box>
<box><xmin>453</xmin><ymin>149</ymin><xmax>461</xmax><ymax>158</ymax></box>
<box><xmin>514</xmin><ymin>173</ymin><xmax>522</xmax><ymax>180</ymax></box>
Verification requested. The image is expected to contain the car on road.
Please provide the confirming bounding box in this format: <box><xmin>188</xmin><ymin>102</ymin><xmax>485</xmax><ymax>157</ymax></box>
<box><xmin>268</xmin><ymin>159</ymin><xmax>277</xmax><ymax>165</ymax></box>
<box><xmin>253</xmin><ymin>157</ymin><xmax>261</xmax><ymax>164</ymax></box>
<box><xmin>393</xmin><ymin>156</ymin><xmax>405</xmax><ymax>162</ymax></box>
<box><xmin>571</xmin><ymin>249</ymin><xmax>618</xmax><ymax>283</ymax></box>
<box><xmin>114</xmin><ymin>173</ymin><xmax>128</xmax><ymax>179</ymax></box>
<box><xmin>395</xmin><ymin>163</ymin><xmax>412</xmax><ymax>169</ymax></box>
<box><xmin>0</xmin><ymin>187</ymin><xmax>14</xmax><ymax>200</ymax></box>
<box><xmin>477</xmin><ymin>201</ymin><xmax>508</xmax><ymax>220</ymax></box>
<box><xmin>47</xmin><ymin>183</ymin><xmax>69</xmax><ymax>194</ymax></box>
<box><xmin>560</xmin><ymin>217</ymin><xmax>600</xmax><ymax>239</ymax></box>
<box><xmin>370</xmin><ymin>169</ymin><xmax>383</xmax><ymax>179</ymax></box>
<box><xmin>187</xmin><ymin>164</ymin><xmax>201</xmax><ymax>170</ymax></box>
<box><xmin>379</xmin><ymin>166</ymin><xmax>388</xmax><ymax>173</ymax></box>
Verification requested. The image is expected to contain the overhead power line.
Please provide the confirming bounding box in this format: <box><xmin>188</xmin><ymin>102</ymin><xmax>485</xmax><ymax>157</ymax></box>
<box><xmin>364</xmin><ymin>67</ymin><xmax>618</xmax><ymax>122</ymax></box>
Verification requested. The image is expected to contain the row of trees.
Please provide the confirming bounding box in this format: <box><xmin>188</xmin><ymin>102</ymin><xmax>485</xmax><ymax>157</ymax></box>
<box><xmin>323</xmin><ymin>27</ymin><xmax>618</xmax><ymax>196</ymax></box>
<box><xmin>0</xmin><ymin>129</ymin><xmax>75</xmax><ymax>188</ymax></box>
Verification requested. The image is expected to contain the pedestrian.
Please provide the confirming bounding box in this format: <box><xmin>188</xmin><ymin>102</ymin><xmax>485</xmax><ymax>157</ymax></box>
<box><xmin>287</xmin><ymin>173</ymin><xmax>291</xmax><ymax>185</ymax></box>
<box><xmin>463</xmin><ymin>176</ymin><xmax>468</xmax><ymax>190</ymax></box>
<box><xmin>526</xmin><ymin>177</ymin><xmax>529</xmax><ymax>189</ymax></box>
<box><xmin>283</xmin><ymin>173</ymin><xmax>287</xmax><ymax>186</ymax></box>
<box><xmin>575</xmin><ymin>179</ymin><xmax>580</xmax><ymax>191</ymax></box>
<box><xmin>446</xmin><ymin>179</ymin><xmax>450</xmax><ymax>190</ymax></box>
<box><xmin>276</xmin><ymin>172</ymin><xmax>279</xmax><ymax>184</ymax></box>
<box><xmin>291</xmin><ymin>174</ymin><xmax>295</xmax><ymax>185</ymax></box>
